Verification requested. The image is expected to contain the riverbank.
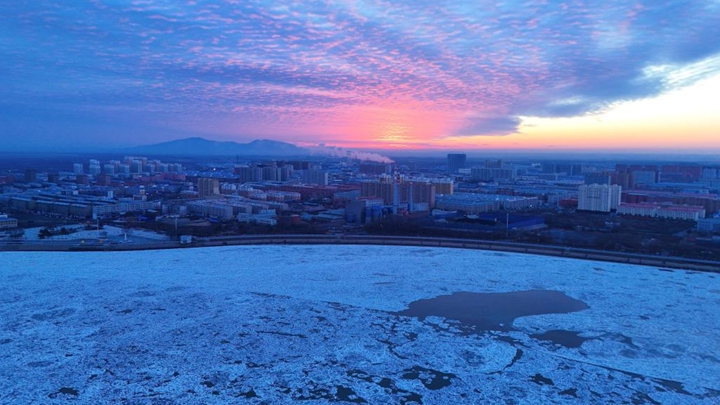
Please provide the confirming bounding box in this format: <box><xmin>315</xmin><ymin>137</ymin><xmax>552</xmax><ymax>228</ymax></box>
<box><xmin>2</xmin><ymin>234</ymin><xmax>718</xmax><ymax>272</ymax></box>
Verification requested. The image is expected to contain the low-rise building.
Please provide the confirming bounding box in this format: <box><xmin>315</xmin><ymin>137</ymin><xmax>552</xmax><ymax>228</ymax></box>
<box><xmin>617</xmin><ymin>203</ymin><xmax>705</xmax><ymax>221</ymax></box>
<box><xmin>0</xmin><ymin>214</ymin><xmax>18</xmax><ymax>229</ymax></box>
<box><xmin>697</xmin><ymin>218</ymin><xmax>720</xmax><ymax>233</ymax></box>
<box><xmin>657</xmin><ymin>206</ymin><xmax>705</xmax><ymax>221</ymax></box>
<box><xmin>617</xmin><ymin>203</ymin><xmax>658</xmax><ymax>217</ymax></box>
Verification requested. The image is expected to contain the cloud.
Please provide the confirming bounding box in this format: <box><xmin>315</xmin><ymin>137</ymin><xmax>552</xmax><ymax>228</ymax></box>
<box><xmin>453</xmin><ymin>116</ymin><xmax>522</xmax><ymax>137</ymax></box>
<box><xmin>0</xmin><ymin>0</ymin><xmax>719</xmax><ymax>148</ymax></box>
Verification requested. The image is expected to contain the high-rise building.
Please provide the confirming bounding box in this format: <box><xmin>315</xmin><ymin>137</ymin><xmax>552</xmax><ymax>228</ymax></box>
<box><xmin>198</xmin><ymin>178</ymin><xmax>220</xmax><ymax>198</ymax></box>
<box><xmin>578</xmin><ymin>184</ymin><xmax>622</xmax><ymax>212</ymax></box>
<box><xmin>492</xmin><ymin>167</ymin><xmax>516</xmax><ymax>181</ymax></box>
<box><xmin>360</xmin><ymin>177</ymin><xmax>435</xmax><ymax>208</ymax></box>
<box><xmin>471</xmin><ymin>167</ymin><xmax>494</xmax><ymax>181</ymax></box>
<box><xmin>360</xmin><ymin>180</ymin><xmax>395</xmax><ymax>205</ymax></box>
<box><xmin>447</xmin><ymin>154</ymin><xmax>467</xmax><ymax>173</ymax></box>
<box><xmin>471</xmin><ymin>167</ymin><xmax>515</xmax><ymax>182</ymax></box>
<box><xmin>262</xmin><ymin>166</ymin><xmax>279</xmax><ymax>182</ymax></box>
<box><xmin>702</xmin><ymin>168</ymin><xmax>718</xmax><ymax>180</ymax></box>
<box><xmin>96</xmin><ymin>174</ymin><xmax>112</xmax><ymax>186</ymax></box>
<box><xmin>585</xmin><ymin>172</ymin><xmax>611</xmax><ymax>185</ymax></box>
<box><xmin>359</xmin><ymin>163</ymin><xmax>391</xmax><ymax>175</ymax></box>
<box><xmin>131</xmin><ymin>160</ymin><xmax>143</xmax><ymax>174</ymax></box>
<box><xmin>631</xmin><ymin>170</ymin><xmax>657</xmax><ymax>188</ymax></box>
<box><xmin>73</xmin><ymin>163</ymin><xmax>84</xmax><ymax>174</ymax></box>
<box><xmin>279</xmin><ymin>165</ymin><xmax>293</xmax><ymax>182</ymax></box>
<box><xmin>431</xmin><ymin>180</ymin><xmax>454</xmax><ymax>195</ymax></box>
<box><xmin>76</xmin><ymin>174</ymin><xmax>90</xmax><ymax>185</ymax></box>
<box><xmin>302</xmin><ymin>170</ymin><xmax>329</xmax><ymax>185</ymax></box>
<box><xmin>24</xmin><ymin>169</ymin><xmax>37</xmax><ymax>183</ymax></box>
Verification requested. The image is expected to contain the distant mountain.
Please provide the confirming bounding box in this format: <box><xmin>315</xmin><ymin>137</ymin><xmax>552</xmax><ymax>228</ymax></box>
<box><xmin>125</xmin><ymin>137</ymin><xmax>309</xmax><ymax>156</ymax></box>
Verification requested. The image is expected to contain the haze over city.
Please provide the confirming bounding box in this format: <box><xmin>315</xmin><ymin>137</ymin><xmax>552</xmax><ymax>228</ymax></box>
<box><xmin>1</xmin><ymin>1</ymin><xmax>719</xmax><ymax>153</ymax></box>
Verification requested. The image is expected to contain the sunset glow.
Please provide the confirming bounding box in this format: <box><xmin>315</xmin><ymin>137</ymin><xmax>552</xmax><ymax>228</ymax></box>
<box><xmin>1</xmin><ymin>1</ymin><xmax>718</xmax><ymax>153</ymax></box>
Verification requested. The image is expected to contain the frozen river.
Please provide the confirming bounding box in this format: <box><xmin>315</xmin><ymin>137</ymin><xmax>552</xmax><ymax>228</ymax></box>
<box><xmin>1</xmin><ymin>245</ymin><xmax>719</xmax><ymax>403</ymax></box>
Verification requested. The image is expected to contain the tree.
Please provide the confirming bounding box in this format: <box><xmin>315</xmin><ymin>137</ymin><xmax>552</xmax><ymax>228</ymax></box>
<box><xmin>38</xmin><ymin>228</ymin><xmax>52</xmax><ymax>239</ymax></box>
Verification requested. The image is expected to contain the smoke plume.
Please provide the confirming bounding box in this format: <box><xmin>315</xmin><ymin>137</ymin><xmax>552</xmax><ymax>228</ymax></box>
<box><xmin>310</xmin><ymin>144</ymin><xmax>394</xmax><ymax>163</ymax></box>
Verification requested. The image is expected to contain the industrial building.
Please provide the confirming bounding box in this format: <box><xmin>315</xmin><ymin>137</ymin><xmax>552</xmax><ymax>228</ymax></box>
<box><xmin>435</xmin><ymin>193</ymin><xmax>538</xmax><ymax>214</ymax></box>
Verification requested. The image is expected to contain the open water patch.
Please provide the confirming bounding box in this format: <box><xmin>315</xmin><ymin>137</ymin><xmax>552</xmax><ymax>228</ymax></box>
<box><xmin>394</xmin><ymin>290</ymin><xmax>589</xmax><ymax>332</ymax></box>
<box><xmin>530</xmin><ymin>330</ymin><xmax>591</xmax><ymax>348</ymax></box>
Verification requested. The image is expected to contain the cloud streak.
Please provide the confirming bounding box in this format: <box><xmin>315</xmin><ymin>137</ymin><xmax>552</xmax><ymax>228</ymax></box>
<box><xmin>0</xmin><ymin>0</ymin><xmax>718</xmax><ymax>149</ymax></box>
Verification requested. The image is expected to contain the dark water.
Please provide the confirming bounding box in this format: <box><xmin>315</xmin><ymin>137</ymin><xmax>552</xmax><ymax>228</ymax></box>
<box><xmin>530</xmin><ymin>330</ymin><xmax>590</xmax><ymax>348</ymax></box>
<box><xmin>394</xmin><ymin>290</ymin><xmax>589</xmax><ymax>332</ymax></box>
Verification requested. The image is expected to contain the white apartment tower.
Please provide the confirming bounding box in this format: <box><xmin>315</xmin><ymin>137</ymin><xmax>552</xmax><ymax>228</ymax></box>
<box><xmin>578</xmin><ymin>184</ymin><xmax>622</xmax><ymax>212</ymax></box>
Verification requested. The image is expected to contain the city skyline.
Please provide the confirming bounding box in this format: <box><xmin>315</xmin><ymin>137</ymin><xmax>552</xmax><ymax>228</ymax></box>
<box><xmin>1</xmin><ymin>1</ymin><xmax>719</xmax><ymax>153</ymax></box>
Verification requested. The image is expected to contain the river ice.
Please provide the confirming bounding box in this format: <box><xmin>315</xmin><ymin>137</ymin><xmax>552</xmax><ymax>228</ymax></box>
<box><xmin>1</xmin><ymin>245</ymin><xmax>718</xmax><ymax>404</ymax></box>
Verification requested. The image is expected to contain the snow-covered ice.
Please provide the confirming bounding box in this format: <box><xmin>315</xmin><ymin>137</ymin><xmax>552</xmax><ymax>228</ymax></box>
<box><xmin>1</xmin><ymin>245</ymin><xmax>718</xmax><ymax>404</ymax></box>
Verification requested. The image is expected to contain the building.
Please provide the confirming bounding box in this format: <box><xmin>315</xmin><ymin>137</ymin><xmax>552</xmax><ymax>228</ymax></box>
<box><xmin>89</xmin><ymin>160</ymin><xmax>101</xmax><ymax>175</ymax></box>
<box><xmin>701</xmin><ymin>168</ymin><xmax>718</xmax><ymax>180</ymax></box>
<box><xmin>262</xmin><ymin>166</ymin><xmax>279</xmax><ymax>181</ymax></box>
<box><xmin>131</xmin><ymin>160</ymin><xmax>143</xmax><ymax>174</ymax></box>
<box><xmin>621</xmin><ymin>190</ymin><xmax>720</xmax><ymax>215</ymax></box>
<box><xmin>73</xmin><ymin>163</ymin><xmax>84</xmax><ymax>174</ymax></box>
<box><xmin>0</xmin><ymin>214</ymin><xmax>18</xmax><ymax>229</ymax></box>
<box><xmin>76</xmin><ymin>174</ymin><xmax>90</xmax><ymax>185</ymax></box>
<box><xmin>0</xmin><ymin>192</ymin><xmax>155</xmax><ymax>218</ymax></box>
<box><xmin>485</xmin><ymin>159</ymin><xmax>503</xmax><ymax>169</ymax></box>
<box><xmin>359</xmin><ymin>163</ymin><xmax>391</xmax><ymax>175</ymax></box>
<box><xmin>447</xmin><ymin>154</ymin><xmax>467</xmax><ymax>174</ymax></box>
<box><xmin>186</xmin><ymin>200</ymin><xmax>235</xmax><ymax>220</ymax></box>
<box><xmin>345</xmin><ymin>197</ymin><xmax>385</xmax><ymax>224</ymax></box>
<box><xmin>656</xmin><ymin>206</ymin><xmax>705</xmax><ymax>221</ymax></box>
<box><xmin>492</xmin><ymin>168</ymin><xmax>516</xmax><ymax>181</ymax></box>
<box><xmin>471</xmin><ymin>167</ymin><xmax>515</xmax><ymax>182</ymax></box>
<box><xmin>197</xmin><ymin>178</ymin><xmax>220</xmax><ymax>198</ymax></box>
<box><xmin>617</xmin><ymin>203</ymin><xmax>706</xmax><ymax>221</ymax></box>
<box><xmin>435</xmin><ymin>193</ymin><xmax>500</xmax><ymax>214</ymax></box>
<box><xmin>96</xmin><ymin>174</ymin><xmax>113</xmax><ymax>186</ymax></box>
<box><xmin>578</xmin><ymin>184</ymin><xmax>622</xmax><ymax>212</ymax></box>
<box><xmin>617</xmin><ymin>203</ymin><xmax>658</xmax><ymax>218</ymax></box>
<box><xmin>435</xmin><ymin>193</ymin><xmax>538</xmax><ymax>214</ymax></box>
<box><xmin>265</xmin><ymin>191</ymin><xmax>301</xmax><ymax>202</ymax></box>
<box><xmin>697</xmin><ymin>218</ymin><xmax>720</xmax><ymax>233</ymax></box>
<box><xmin>302</xmin><ymin>170</ymin><xmax>329</xmax><ymax>185</ymax></box>
<box><xmin>431</xmin><ymin>180</ymin><xmax>454</xmax><ymax>195</ymax></box>
<box><xmin>471</xmin><ymin>167</ymin><xmax>494</xmax><ymax>182</ymax></box>
<box><xmin>360</xmin><ymin>177</ymin><xmax>436</xmax><ymax>208</ymax></box>
<box><xmin>23</xmin><ymin>169</ymin><xmax>38</xmax><ymax>183</ymax></box>
<box><xmin>631</xmin><ymin>170</ymin><xmax>657</xmax><ymax>188</ymax></box>
<box><xmin>118</xmin><ymin>164</ymin><xmax>130</xmax><ymax>176</ymax></box>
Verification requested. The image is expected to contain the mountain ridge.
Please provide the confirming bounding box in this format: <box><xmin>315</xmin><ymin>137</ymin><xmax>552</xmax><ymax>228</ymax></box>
<box><xmin>125</xmin><ymin>137</ymin><xmax>310</xmax><ymax>156</ymax></box>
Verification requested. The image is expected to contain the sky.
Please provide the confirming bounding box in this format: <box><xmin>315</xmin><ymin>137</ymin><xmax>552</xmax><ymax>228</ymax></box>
<box><xmin>1</xmin><ymin>0</ymin><xmax>719</xmax><ymax>153</ymax></box>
